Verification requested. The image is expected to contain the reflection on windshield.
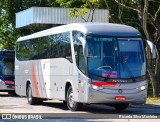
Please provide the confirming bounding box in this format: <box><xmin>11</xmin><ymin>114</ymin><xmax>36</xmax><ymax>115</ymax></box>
<box><xmin>118</xmin><ymin>39</ymin><xmax>145</xmax><ymax>79</ymax></box>
<box><xmin>87</xmin><ymin>36</ymin><xmax>146</xmax><ymax>80</ymax></box>
<box><xmin>0</xmin><ymin>59</ymin><xmax>14</xmax><ymax>76</ymax></box>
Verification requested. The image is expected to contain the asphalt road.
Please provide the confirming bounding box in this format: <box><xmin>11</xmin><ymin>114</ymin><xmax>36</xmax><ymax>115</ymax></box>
<box><xmin>0</xmin><ymin>92</ymin><xmax>160</xmax><ymax>121</ymax></box>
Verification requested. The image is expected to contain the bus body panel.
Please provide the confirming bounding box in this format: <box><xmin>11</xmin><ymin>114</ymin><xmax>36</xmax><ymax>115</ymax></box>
<box><xmin>15</xmin><ymin>58</ymin><xmax>75</xmax><ymax>100</ymax></box>
<box><xmin>15</xmin><ymin>61</ymin><xmax>26</xmax><ymax>96</ymax></box>
<box><xmin>15</xmin><ymin>60</ymin><xmax>31</xmax><ymax>96</ymax></box>
<box><xmin>49</xmin><ymin>58</ymin><xmax>73</xmax><ymax>100</ymax></box>
<box><xmin>76</xmin><ymin>70</ymin><xmax>90</xmax><ymax>102</ymax></box>
<box><xmin>39</xmin><ymin>59</ymin><xmax>51</xmax><ymax>98</ymax></box>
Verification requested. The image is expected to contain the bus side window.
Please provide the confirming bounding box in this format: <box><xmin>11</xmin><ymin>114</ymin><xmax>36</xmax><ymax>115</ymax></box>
<box><xmin>61</xmin><ymin>32</ymin><xmax>72</xmax><ymax>62</ymax></box>
<box><xmin>51</xmin><ymin>32</ymin><xmax>72</xmax><ymax>62</ymax></box>
<box><xmin>16</xmin><ymin>41</ymin><xmax>29</xmax><ymax>61</ymax></box>
<box><xmin>38</xmin><ymin>37</ymin><xmax>51</xmax><ymax>59</ymax></box>
<box><xmin>72</xmin><ymin>31</ymin><xmax>86</xmax><ymax>74</ymax></box>
<box><xmin>16</xmin><ymin>42</ymin><xmax>21</xmax><ymax>60</ymax></box>
<box><xmin>28</xmin><ymin>40</ymin><xmax>38</xmax><ymax>60</ymax></box>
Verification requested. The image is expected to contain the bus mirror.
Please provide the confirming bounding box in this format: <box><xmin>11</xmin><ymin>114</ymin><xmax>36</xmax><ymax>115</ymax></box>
<box><xmin>78</xmin><ymin>37</ymin><xmax>88</xmax><ymax>56</ymax></box>
<box><xmin>146</xmin><ymin>40</ymin><xmax>156</xmax><ymax>59</ymax></box>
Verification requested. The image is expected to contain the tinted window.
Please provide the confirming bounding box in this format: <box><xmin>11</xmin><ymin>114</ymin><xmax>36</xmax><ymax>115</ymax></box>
<box><xmin>51</xmin><ymin>32</ymin><xmax>72</xmax><ymax>61</ymax></box>
<box><xmin>16</xmin><ymin>32</ymin><xmax>72</xmax><ymax>62</ymax></box>
<box><xmin>27</xmin><ymin>39</ymin><xmax>39</xmax><ymax>60</ymax></box>
<box><xmin>16</xmin><ymin>41</ymin><xmax>30</xmax><ymax>60</ymax></box>
<box><xmin>39</xmin><ymin>37</ymin><xmax>51</xmax><ymax>59</ymax></box>
<box><xmin>73</xmin><ymin>31</ymin><xmax>85</xmax><ymax>73</ymax></box>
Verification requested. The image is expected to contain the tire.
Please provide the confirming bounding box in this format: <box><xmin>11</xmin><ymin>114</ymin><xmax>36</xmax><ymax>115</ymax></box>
<box><xmin>114</xmin><ymin>103</ymin><xmax>129</xmax><ymax>111</ymax></box>
<box><xmin>66</xmin><ymin>86</ymin><xmax>82</xmax><ymax>111</ymax></box>
<box><xmin>26</xmin><ymin>84</ymin><xmax>37</xmax><ymax>105</ymax></box>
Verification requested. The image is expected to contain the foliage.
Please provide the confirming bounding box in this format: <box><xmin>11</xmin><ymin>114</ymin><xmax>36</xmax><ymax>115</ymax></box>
<box><xmin>56</xmin><ymin>0</ymin><xmax>100</xmax><ymax>22</ymax></box>
<box><xmin>146</xmin><ymin>97</ymin><xmax>160</xmax><ymax>105</ymax></box>
<box><xmin>0</xmin><ymin>19</ymin><xmax>20</xmax><ymax>50</ymax></box>
<box><xmin>0</xmin><ymin>0</ymin><xmax>60</xmax><ymax>50</ymax></box>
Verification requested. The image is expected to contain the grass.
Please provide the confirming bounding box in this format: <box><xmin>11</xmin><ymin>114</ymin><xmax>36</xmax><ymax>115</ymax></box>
<box><xmin>146</xmin><ymin>97</ymin><xmax>160</xmax><ymax>105</ymax></box>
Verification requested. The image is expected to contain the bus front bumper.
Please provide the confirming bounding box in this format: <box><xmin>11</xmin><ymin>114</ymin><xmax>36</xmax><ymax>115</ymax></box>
<box><xmin>87</xmin><ymin>88</ymin><xmax>147</xmax><ymax>104</ymax></box>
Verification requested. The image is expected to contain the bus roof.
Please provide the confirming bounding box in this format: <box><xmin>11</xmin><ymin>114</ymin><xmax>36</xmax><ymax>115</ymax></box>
<box><xmin>0</xmin><ymin>50</ymin><xmax>15</xmax><ymax>53</ymax></box>
<box><xmin>0</xmin><ymin>50</ymin><xmax>15</xmax><ymax>56</ymax></box>
<box><xmin>17</xmin><ymin>23</ymin><xmax>141</xmax><ymax>42</ymax></box>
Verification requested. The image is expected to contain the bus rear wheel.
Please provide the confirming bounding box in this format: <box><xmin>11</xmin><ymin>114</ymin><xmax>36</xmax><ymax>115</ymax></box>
<box><xmin>27</xmin><ymin>84</ymin><xmax>36</xmax><ymax>105</ymax></box>
<box><xmin>66</xmin><ymin>86</ymin><xmax>81</xmax><ymax>111</ymax></box>
<box><xmin>114</xmin><ymin>103</ymin><xmax>129</xmax><ymax>111</ymax></box>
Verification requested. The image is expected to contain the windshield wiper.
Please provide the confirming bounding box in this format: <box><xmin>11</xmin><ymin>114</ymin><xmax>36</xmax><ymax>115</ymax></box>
<box><xmin>120</xmin><ymin>57</ymin><xmax>136</xmax><ymax>82</ymax></box>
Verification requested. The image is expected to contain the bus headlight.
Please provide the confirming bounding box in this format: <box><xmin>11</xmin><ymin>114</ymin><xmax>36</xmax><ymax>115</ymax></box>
<box><xmin>137</xmin><ymin>84</ymin><xmax>147</xmax><ymax>90</ymax></box>
<box><xmin>92</xmin><ymin>85</ymin><xmax>103</xmax><ymax>90</ymax></box>
<box><xmin>140</xmin><ymin>85</ymin><xmax>146</xmax><ymax>90</ymax></box>
<box><xmin>0</xmin><ymin>79</ymin><xmax>5</xmax><ymax>85</ymax></box>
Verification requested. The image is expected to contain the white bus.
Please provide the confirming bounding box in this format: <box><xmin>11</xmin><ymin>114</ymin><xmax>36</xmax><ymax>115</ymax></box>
<box><xmin>15</xmin><ymin>23</ymin><xmax>149</xmax><ymax>111</ymax></box>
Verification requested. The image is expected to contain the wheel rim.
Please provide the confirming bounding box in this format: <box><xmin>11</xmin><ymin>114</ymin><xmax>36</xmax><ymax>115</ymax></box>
<box><xmin>28</xmin><ymin>86</ymin><xmax>32</xmax><ymax>102</ymax></box>
<box><xmin>68</xmin><ymin>90</ymin><xmax>74</xmax><ymax>108</ymax></box>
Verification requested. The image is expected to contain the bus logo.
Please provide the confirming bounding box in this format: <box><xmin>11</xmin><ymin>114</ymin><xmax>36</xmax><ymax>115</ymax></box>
<box><xmin>118</xmin><ymin>89</ymin><xmax>123</xmax><ymax>94</ymax></box>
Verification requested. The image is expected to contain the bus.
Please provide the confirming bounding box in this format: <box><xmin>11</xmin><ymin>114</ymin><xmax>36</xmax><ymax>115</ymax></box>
<box><xmin>0</xmin><ymin>50</ymin><xmax>15</xmax><ymax>95</ymax></box>
<box><xmin>15</xmin><ymin>23</ymin><xmax>150</xmax><ymax>111</ymax></box>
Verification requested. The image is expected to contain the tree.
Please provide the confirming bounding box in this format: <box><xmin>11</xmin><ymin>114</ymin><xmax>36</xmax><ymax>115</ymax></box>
<box><xmin>0</xmin><ymin>0</ymin><xmax>60</xmax><ymax>49</ymax></box>
<box><xmin>113</xmin><ymin>0</ymin><xmax>160</xmax><ymax>97</ymax></box>
<box><xmin>0</xmin><ymin>18</ymin><xmax>20</xmax><ymax>50</ymax></box>
<box><xmin>0</xmin><ymin>1</ymin><xmax>20</xmax><ymax>49</ymax></box>
<box><xmin>56</xmin><ymin>0</ymin><xmax>100</xmax><ymax>22</ymax></box>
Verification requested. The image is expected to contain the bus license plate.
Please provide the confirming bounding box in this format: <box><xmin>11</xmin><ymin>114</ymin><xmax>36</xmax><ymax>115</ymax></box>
<box><xmin>115</xmin><ymin>96</ymin><xmax>126</xmax><ymax>101</ymax></box>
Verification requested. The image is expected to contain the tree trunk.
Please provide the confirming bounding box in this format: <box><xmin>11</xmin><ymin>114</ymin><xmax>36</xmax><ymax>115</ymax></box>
<box><xmin>148</xmin><ymin>66</ymin><xmax>159</xmax><ymax>97</ymax></box>
<box><xmin>147</xmin><ymin>46</ymin><xmax>160</xmax><ymax>97</ymax></box>
<box><xmin>155</xmin><ymin>50</ymin><xmax>160</xmax><ymax>96</ymax></box>
<box><xmin>143</xmin><ymin>0</ymin><xmax>159</xmax><ymax>97</ymax></box>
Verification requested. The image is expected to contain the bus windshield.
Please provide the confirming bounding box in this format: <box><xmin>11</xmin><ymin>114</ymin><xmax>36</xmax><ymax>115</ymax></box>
<box><xmin>87</xmin><ymin>35</ymin><xmax>146</xmax><ymax>81</ymax></box>
<box><xmin>0</xmin><ymin>58</ymin><xmax>14</xmax><ymax>76</ymax></box>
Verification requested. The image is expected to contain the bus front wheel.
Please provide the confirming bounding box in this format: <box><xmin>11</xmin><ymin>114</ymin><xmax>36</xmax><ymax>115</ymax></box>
<box><xmin>27</xmin><ymin>84</ymin><xmax>36</xmax><ymax>105</ymax></box>
<box><xmin>114</xmin><ymin>103</ymin><xmax>129</xmax><ymax>111</ymax></box>
<box><xmin>66</xmin><ymin>86</ymin><xmax>81</xmax><ymax>111</ymax></box>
